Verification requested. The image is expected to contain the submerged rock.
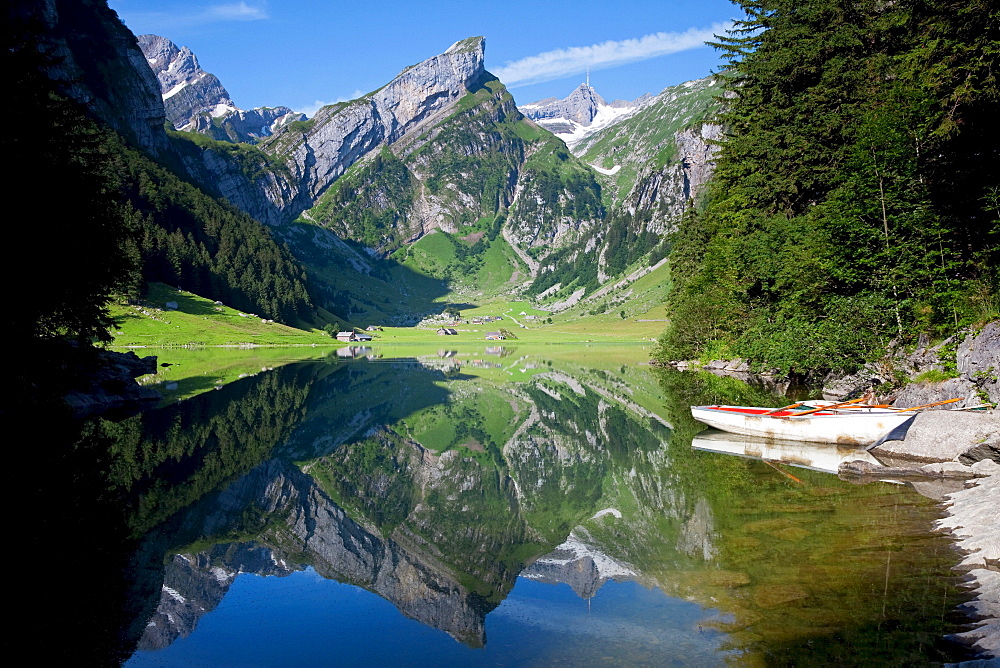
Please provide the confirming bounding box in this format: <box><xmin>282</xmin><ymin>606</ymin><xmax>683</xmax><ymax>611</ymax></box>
<box><xmin>839</xmin><ymin>459</ymin><xmax>979</xmax><ymax>479</ymax></box>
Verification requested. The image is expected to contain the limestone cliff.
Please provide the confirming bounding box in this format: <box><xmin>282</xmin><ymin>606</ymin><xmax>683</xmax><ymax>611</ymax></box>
<box><xmin>623</xmin><ymin>122</ymin><xmax>723</xmax><ymax>234</ymax></box>
<box><xmin>155</xmin><ymin>37</ymin><xmax>498</xmax><ymax>231</ymax></box>
<box><xmin>262</xmin><ymin>37</ymin><xmax>488</xmax><ymax>213</ymax></box>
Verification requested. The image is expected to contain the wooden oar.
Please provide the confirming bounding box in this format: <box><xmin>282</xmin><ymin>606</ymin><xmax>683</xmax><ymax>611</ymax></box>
<box><xmin>833</xmin><ymin>403</ymin><xmax>892</xmax><ymax>410</ymax></box>
<box><xmin>892</xmin><ymin>397</ymin><xmax>963</xmax><ymax>412</ymax></box>
<box><xmin>763</xmin><ymin>401</ymin><xmax>806</xmax><ymax>416</ymax></box>
<box><xmin>954</xmin><ymin>403</ymin><xmax>996</xmax><ymax>411</ymax></box>
<box><xmin>762</xmin><ymin>459</ymin><xmax>803</xmax><ymax>483</ymax></box>
<box><xmin>776</xmin><ymin>397</ymin><xmax>869</xmax><ymax>419</ymax></box>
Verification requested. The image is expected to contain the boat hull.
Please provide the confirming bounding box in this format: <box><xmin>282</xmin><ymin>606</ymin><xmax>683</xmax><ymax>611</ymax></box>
<box><xmin>690</xmin><ymin>405</ymin><xmax>913</xmax><ymax>446</ymax></box>
<box><xmin>692</xmin><ymin>429</ymin><xmax>883</xmax><ymax>473</ymax></box>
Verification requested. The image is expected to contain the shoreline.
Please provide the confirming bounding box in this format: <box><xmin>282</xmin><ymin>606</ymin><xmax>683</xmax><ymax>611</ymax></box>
<box><xmin>936</xmin><ymin>472</ymin><xmax>1000</xmax><ymax>657</ymax></box>
<box><xmin>840</xmin><ymin>410</ymin><xmax>1000</xmax><ymax>659</ymax></box>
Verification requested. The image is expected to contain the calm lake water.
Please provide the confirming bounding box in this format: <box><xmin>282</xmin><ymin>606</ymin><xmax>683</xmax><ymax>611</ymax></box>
<box><xmin>32</xmin><ymin>345</ymin><xmax>976</xmax><ymax>665</ymax></box>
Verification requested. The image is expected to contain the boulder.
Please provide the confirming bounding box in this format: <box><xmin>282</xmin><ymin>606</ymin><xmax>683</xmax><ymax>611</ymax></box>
<box><xmin>63</xmin><ymin>350</ymin><xmax>161</xmax><ymax>416</ymax></box>
<box><xmin>960</xmin><ymin>321</ymin><xmax>1000</xmax><ymax>404</ymax></box>
<box><xmin>960</xmin><ymin>434</ymin><xmax>1000</xmax><ymax>466</ymax></box>
<box><xmin>870</xmin><ymin>410</ymin><xmax>1000</xmax><ymax>464</ymax></box>
<box><xmin>890</xmin><ymin>322</ymin><xmax>1000</xmax><ymax>407</ymax></box>
<box><xmin>891</xmin><ymin>376</ymin><xmax>978</xmax><ymax>409</ymax></box>
<box><xmin>822</xmin><ymin>365</ymin><xmax>887</xmax><ymax>401</ymax></box>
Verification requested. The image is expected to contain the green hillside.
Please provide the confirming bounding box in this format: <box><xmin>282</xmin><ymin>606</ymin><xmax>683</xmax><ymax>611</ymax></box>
<box><xmin>577</xmin><ymin>76</ymin><xmax>723</xmax><ymax>204</ymax></box>
<box><xmin>109</xmin><ymin>283</ymin><xmax>332</xmax><ymax>347</ymax></box>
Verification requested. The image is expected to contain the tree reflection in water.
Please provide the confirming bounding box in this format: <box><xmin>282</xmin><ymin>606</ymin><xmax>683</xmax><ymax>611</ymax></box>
<box><xmin>24</xmin><ymin>349</ymin><xmax>976</xmax><ymax>664</ymax></box>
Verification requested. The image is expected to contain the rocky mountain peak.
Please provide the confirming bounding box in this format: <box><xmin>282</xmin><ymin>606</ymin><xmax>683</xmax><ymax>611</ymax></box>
<box><xmin>562</xmin><ymin>84</ymin><xmax>608</xmax><ymax>124</ymax></box>
<box><xmin>520</xmin><ymin>83</ymin><xmax>650</xmax><ymax>146</ymax></box>
<box><xmin>138</xmin><ymin>34</ymin><xmax>304</xmax><ymax>142</ymax></box>
<box><xmin>522</xmin><ymin>83</ymin><xmax>605</xmax><ymax>126</ymax></box>
<box><xmin>261</xmin><ymin>36</ymin><xmax>490</xmax><ymax>218</ymax></box>
<box><xmin>375</xmin><ymin>36</ymin><xmax>486</xmax><ymax>140</ymax></box>
<box><xmin>138</xmin><ymin>34</ymin><xmax>234</xmax><ymax>129</ymax></box>
<box><xmin>8</xmin><ymin>0</ymin><xmax>170</xmax><ymax>156</ymax></box>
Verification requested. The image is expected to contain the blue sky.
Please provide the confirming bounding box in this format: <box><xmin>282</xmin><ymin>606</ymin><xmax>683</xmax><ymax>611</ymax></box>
<box><xmin>108</xmin><ymin>0</ymin><xmax>741</xmax><ymax>116</ymax></box>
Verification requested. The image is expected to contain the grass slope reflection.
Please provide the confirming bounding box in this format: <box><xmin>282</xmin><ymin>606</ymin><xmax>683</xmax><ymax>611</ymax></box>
<box><xmin>120</xmin><ymin>348</ymin><xmax>973</xmax><ymax>665</ymax></box>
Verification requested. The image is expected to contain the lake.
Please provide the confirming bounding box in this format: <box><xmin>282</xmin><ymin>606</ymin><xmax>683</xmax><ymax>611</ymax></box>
<box><xmin>30</xmin><ymin>345</ymin><xmax>977</xmax><ymax>665</ymax></box>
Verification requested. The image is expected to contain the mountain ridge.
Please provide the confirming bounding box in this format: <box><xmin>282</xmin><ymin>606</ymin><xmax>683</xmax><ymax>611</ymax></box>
<box><xmin>520</xmin><ymin>83</ymin><xmax>653</xmax><ymax>146</ymax></box>
<box><xmin>138</xmin><ymin>34</ymin><xmax>305</xmax><ymax>143</ymax></box>
<box><xmin>14</xmin><ymin>0</ymin><xmax>723</xmax><ymax>326</ymax></box>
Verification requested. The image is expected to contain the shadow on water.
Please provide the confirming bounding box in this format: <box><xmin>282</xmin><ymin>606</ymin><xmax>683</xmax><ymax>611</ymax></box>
<box><xmin>23</xmin><ymin>353</ymin><xmax>478</xmax><ymax>661</ymax></box>
<box><xmin>22</xmin><ymin>351</ymin><xmax>982</xmax><ymax>664</ymax></box>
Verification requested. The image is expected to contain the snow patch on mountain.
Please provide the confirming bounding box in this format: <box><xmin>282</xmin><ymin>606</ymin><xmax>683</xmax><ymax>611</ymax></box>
<box><xmin>590</xmin><ymin>163</ymin><xmax>621</xmax><ymax>176</ymax></box>
<box><xmin>520</xmin><ymin>84</ymin><xmax>652</xmax><ymax>148</ymax></box>
<box><xmin>547</xmin><ymin>104</ymin><xmax>644</xmax><ymax>147</ymax></box>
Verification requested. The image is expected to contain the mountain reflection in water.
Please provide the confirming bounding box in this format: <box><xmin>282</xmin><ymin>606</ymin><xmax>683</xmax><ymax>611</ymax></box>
<box><xmin>27</xmin><ymin>348</ymin><xmax>976</xmax><ymax>664</ymax></box>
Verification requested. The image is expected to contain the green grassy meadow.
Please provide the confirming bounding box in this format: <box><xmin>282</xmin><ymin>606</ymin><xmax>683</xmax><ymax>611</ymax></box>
<box><xmin>110</xmin><ymin>252</ymin><xmax>672</xmax><ymax>351</ymax></box>
<box><xmin>134</xmin><ymin>346</ymin><xmax>331</xmax><ymax>403</ymax></box>
<box><xmin>109</xmin><ymin>283</ymin><xmax>334</xmax><ymax>347</ymax></box>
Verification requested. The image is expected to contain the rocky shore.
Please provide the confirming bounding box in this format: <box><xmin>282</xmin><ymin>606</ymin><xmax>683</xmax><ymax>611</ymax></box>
<box><xmin>839</xmin><ymin>409</ymin><xmax>1000</xmax><ymax>659</ymax></box>
<box><xmin>63</xmin><ymin>349</ymin><xmax>160</xmax><ymax>417</ymax></box>
<box><xmin>663</xmin><ymin>321</ymin><xmax>1000</xmax><ymax>411</ymax></box>
<box><xmin>664</xmin><ymin>322</ymin><xmax>1000</xmax><ymax>659</ymax></box>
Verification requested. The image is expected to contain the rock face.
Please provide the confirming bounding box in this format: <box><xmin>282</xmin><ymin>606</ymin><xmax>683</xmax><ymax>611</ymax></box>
<box><xmin>263</xmin><ymin>37</ymin><xmax>487</xmax><ymax>213</ymax></box>
<box><xmin>892</xmin><ymin>322</ymin><xmax>1000</xmax><ymax>407</ymax></box>
<box><xmin>573</xmin><ymin>76</ymin><xmax>724</xmax><ymax>233</ymax></box>
<box><xmin>163</xmin><ymin>36</ymin><xmax>494</xmax><ymax>231</ymax></box>
<box><xmin>10</xmin><ymin>0</ymin><xmax>170</xmax><ymax>157</ymax></box>
<box><xmin>520</xmin><ymin>84</ymin><xmax>651</xmax><ymax>146</ymax></box>
<box><xmin>138</xmin><ymin>34</ymin><xmax>304</xmax><ymax>142</ymax></box>
<box><xmin>138</xmin><ymin>34</ymin><xmax>232</xmax><ymax>128</ymax></box>
<box><xmin>824</xmin><ymin>321</ymin><xmax>1000</xmax><ymax>407</ymax></box>
<box><xmin>624</xmin><ymin>122</ymin><xmax>723</xmax><ymax>234</ymax></box>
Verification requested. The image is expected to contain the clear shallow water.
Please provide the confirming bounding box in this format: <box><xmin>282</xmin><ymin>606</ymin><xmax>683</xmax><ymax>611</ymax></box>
<box><xmin>31</xmin><ymin>346</ymin><xmax>975</xmax><ymax>664</ymax></box>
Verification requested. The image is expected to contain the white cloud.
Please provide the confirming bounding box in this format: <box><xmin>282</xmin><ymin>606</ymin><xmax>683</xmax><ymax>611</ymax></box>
<box><xmin>493</xmin><ymin>23</ymin><xmax>732</xmax><ymax>88</ymax></box>
<box><xmin>205</xmin><ymin>2</ymin><xmax>269</xmax><ymax>21</ymax></box>
<box><xmin>296</xmin><ymin>90</ymin><xmax>366</xmax><ymax>118</ymax></box>
<box><xmin>114</xmin><ymin>2</ymin><xmax>269</xmax><ymax>31</ymax></box>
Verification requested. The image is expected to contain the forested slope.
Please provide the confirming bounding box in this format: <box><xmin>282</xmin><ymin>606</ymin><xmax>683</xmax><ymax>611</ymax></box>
<box><xmin>6</xmin><ymin>3</ymin><xmax>316</xmax><ymax>348</ymax></box>
<box><xmin>657</xmin><ymin>0</ymin><xmax>1000</xmax><ymax>373</ymax></box>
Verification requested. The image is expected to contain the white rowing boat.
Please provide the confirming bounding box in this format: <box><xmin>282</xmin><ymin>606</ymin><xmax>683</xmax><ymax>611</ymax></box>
<box><xmin>690</xmin><ymin>403</ymin><xmax>916</xmax><ymax>446</ymax></box>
